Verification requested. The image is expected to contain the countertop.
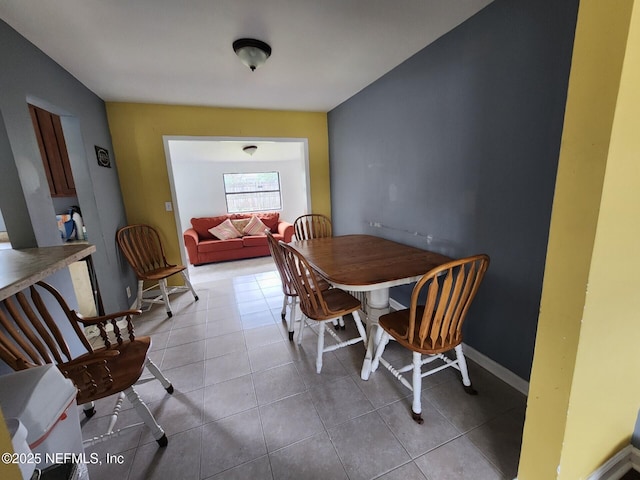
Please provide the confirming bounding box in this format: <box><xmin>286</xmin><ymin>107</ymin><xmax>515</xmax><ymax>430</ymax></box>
<box><xmin>0</xmin><ymin>244</ymin><xmax>96</xmax><ymax>301</ymax></box>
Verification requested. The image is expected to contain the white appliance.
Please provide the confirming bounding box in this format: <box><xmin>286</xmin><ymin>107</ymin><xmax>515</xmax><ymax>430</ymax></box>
<box><xmin>0</xmin><ymin>365</ymin><xmax>87</xmax><ymax>479</ymax></box>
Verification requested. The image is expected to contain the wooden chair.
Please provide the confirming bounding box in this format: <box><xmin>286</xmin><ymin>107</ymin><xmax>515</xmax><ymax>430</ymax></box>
<box><xmin>371</xmin><ymin>254</ymin><xmax>490</xmax><ymax>424</ymax></box>
<box><xmin>279</xmin><ymin>242</ymin><xmax>367</xmax><ymax>374</ymax></box>
<box><xmin>265</xmin><ymin>231</ymin><xmax>331</xmax><ymax>340</ymax></box>
<box><xmin>293</xmin><ymin>214</ymin><xmax>332</xmax><ymax>240</ymax></box>
<box><xmin>117</xmin><ymin>224</ymin><xmax>198</xmax><ymax>318</ymax></box>
<box><xmin>0</xmin><ymin>281</ymin><xmax>173</xmax><ymax>447</ymax></box>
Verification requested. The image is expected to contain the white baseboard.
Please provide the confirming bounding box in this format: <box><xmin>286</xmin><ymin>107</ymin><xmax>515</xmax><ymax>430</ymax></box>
<box><xmin>462</xmin><ymin>343</ymin><xmax>529</xmax><ymax>396</ymax></box>
<box><xmin>388</xmin><ymin>298</ymin><xmax>529</xmax><ymax>396</ymax></box>
<box><xmin>511</xmin><ymin>441</ymin><xmax>639</xmax><ymax>480</ymax></box>
<box><xmin>586</xmin><ymin>445</ymin><xmax>640</xmax><ymax>480</ymax></box>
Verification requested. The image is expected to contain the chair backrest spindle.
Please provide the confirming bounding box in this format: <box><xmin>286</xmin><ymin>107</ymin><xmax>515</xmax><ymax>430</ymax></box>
<box><xmin>117</xmin><ymin>224</ymin><xmax>172</xmax><ymax>278</ymax></box>
<box><xmin>265</xmin><ymin>230</ymin><xmax>296</xmax><ymax>297</ymax></box>
<box><xmin>293</xmin><ymin>214</ymin><xmax>332</xmax><ymax>241</ymax></box>
<box><xmin>0</xmin><ymin>283</ymin><xmax>94</xmax><ymax>370</ymax></box>
<box><xmin>280</xmin><ymin>242</ymin><xmax>335</xmax><ymax>318</ymax></box>
<box><xmin>408</xmin><ymin>254</ymin><xmax>489</xmax><ymax>352</ymax></box>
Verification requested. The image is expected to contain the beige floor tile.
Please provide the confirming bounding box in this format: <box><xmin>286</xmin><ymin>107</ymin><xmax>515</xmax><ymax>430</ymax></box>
<box><xmin>84</xmin><ymin>256</ymin><xmax>525</xmax><ymax>480</ymax></box>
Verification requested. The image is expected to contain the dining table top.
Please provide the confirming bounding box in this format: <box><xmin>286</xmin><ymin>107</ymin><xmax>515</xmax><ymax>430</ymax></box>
<box><xmin>289</xmin><ymin>234</ymin><xmax>453</xmax><ymax>291</ymax></box>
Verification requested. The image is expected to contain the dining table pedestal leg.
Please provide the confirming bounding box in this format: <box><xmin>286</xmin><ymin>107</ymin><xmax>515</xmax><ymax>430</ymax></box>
<box><xmin>361</xmin><ymin>289</ymin><xmax>391</xmax><ymax>380</ymax></box>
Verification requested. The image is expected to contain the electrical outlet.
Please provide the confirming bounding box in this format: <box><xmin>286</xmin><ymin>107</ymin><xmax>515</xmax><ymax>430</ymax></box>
<box><xmin>165</xmin><ymin>201</ymin><xmax>173</xmax><ymax>211</ymax></box>
<box><xmin>126</xmin><ymin>286</ymin><xmax>131</xmax><ymax>298</ymax></box>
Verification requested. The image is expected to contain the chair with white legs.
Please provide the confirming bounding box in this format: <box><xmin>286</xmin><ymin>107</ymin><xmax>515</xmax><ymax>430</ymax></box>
<box><xmin>265</xmin><ymin>230</ymin><xmax>331</xmax><ymax>340</ymax></box>
<box><xmin>265</xmin><ymin>230</ymin><xmax>299</xmax><ymax>340</ymax></box>
<box><xmin>117</xmin><ymin>224</ymin><xmax>198</xmax><ymax>318</ymax></box>
<box><xmin>279</xmin><ymin>242</ymin><xmax>367</xmax><ymax>374</ymax></box>
<box><xmin>0</xmin><ymin>281</ymin><xmax>173</xmax><ymax>447</ymax></box>
<box><xmin>371</xmin><ymin>254</ymin><xmax>490</xmax><ymax>424</ymax></box>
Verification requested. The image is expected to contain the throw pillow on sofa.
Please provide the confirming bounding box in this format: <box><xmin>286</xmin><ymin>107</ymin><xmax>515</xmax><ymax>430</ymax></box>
<box><xmin>243</xmin><ymin>215</ymin><xmax>269</xmax><ymax>236</ymax></box>
<box><xmin>209</xmin><ymin>218</ymin><xmax>243</xmax><ymax>240</ymax></box>
<box><xmin>231</xmin><ymin>218</ymin><xmax>251</xmax><ymax>233</ymax></box>
<box><xmin>192</xmin><ymin>215</ymin><xmax>229</xmax><ymax>240</ymax></box>
<box><xmin>232</xmin><ymin>212</ymin><xmax>279</xmax><ymax>231</ymax></box>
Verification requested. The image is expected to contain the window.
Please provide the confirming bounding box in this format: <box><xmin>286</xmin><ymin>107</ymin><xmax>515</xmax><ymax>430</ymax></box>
<box><xmin>223</xmin><ymin>172</ymin><xmax>282</xmax><ymax>213</ymax></box>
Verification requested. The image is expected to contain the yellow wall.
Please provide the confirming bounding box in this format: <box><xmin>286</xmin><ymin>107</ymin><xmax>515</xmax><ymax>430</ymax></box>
<box><xmin>105</xmin><ymin>103</ymin><xmax>330</xmax><ymax>266</ymax></box>
<box><xmin>519</xmin><ymin>0</ymin><xmax>639</xmax><ymax>478</ymax></box>
<box><xmin>0</xmin><ymin>409</ymin><xmax>22</xmax><ymax>480</ymax></box>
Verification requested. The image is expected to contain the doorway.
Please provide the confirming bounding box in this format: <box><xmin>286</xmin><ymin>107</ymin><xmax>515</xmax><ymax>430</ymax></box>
<box><xmin>163</xmin><ymin>137</ymin><xmax>311</xmax><ymax>268</ymax></box>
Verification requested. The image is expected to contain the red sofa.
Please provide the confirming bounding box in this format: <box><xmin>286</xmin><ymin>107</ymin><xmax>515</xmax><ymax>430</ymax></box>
<box><xmin>183</xmin><ymin>212</ymin><xmax>294</xmax><ymax>266</ymax></box>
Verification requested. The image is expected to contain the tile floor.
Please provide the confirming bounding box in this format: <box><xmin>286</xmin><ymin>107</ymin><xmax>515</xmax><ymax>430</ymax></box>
<box><xmin>82</xmin><ymin>257</ymin><xmax>526</xmax><ymax>480</ymax></box>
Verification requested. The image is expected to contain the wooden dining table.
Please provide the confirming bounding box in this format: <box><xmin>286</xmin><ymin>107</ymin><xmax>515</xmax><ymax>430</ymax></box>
<box><xmin>289</xmin><ymin>234</ymin><xmax>453</xmax><ymax>379</ymax></box>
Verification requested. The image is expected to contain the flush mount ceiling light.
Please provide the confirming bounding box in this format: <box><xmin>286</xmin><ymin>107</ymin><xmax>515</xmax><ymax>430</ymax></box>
<box><xmin>233</xmin><ymin>38</ymin><xmax>271</xmax><ymax>71</ymax></box>
<box><xmin>242</xmin><ymin>145</ymin><xmax>258</xmax><ymax>156</ymax></box>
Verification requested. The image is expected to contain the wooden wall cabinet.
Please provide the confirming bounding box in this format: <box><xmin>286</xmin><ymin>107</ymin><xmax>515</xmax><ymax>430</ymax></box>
<box><xmin>28</xmin><ymin>104</ymin><xmax>76</xmax><ymax>197</ymax></box>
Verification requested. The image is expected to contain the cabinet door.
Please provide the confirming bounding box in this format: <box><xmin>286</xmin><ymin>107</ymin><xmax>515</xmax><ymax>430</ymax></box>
<box><xmin>28</xmin><ymin>104</ymin><xmax>76</xmax><ymax>197</ymax></box>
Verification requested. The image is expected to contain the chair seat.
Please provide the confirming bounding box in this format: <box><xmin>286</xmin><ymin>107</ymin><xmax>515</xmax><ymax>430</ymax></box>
<box><xmin>68</xmin><ymin>337</ymin><xmax>151</xmax><ymax>404</ymax></box>
<box><xmin>305</xmin><ymin>288</ymin><xmax>361</xmax><ymax>321</ymax></box>
<box><xmin>379</xmin><ymin>307</ymin><xmax>462</xmax><ymax>355</ymax></box>
<box><xmin>140</xmin><ymin>265</ymin><xmax>186</xmax><ymax>281</ymax></box>
<box><xmin>285</xmin><ymin>276</ymin><xmax>331</xmax><ymax>298</ymax></box>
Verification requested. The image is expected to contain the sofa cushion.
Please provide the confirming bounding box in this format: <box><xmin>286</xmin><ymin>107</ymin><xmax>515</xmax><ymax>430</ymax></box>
<box><xmin>242</xmin><ymin>232</ymin><xmax>285</xmax><ymax>248</ymax></box>
<box><xmin>243</xmin><ymin>215</ymin><xmax>269</xmax><ymax>236</ymax></box>
<box><xmin>232</xmin><ymin>212</ymin><xmax>279</xmax><ymax>232</ymax></box>
<box><xmin>242</xmin><ymin>235</ymin><xmax>268</xmax><ymax>248</ymax></box>
<box><xmin>209</xmin><ymin>218</ymin><xmax>243</xmax><ymax>240</ymax></box>
<box><xmin>198</xmin><ymin>238</ymin><xmax>244</xmax><ymax>253</ymax></box>
<box><xmin>191</xmin><ymin>215</ymin><xmax>229</xmax><ymax>240</ymax></box>
<box><xmin>257</xmin><ymin>212</ymin><xmax>280</xmax><ymax>231</ymax></box>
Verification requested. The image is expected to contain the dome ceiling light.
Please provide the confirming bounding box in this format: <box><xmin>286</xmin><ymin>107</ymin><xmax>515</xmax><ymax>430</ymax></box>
<box><xmin>242</xmin><ymin>145</ymin><xmax>258</xmax><ymax>156</ymax></box>
<box><xmin>233</xmin><ymin>38</ymin><xmax>272</xmax><ymax>72</ymax></box>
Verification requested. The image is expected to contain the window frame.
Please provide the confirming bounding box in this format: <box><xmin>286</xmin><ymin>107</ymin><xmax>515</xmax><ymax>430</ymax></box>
<box><xmin>223</xmin><ymin>171</ymin><xmax>283</xmax><ymax>214</ymax></box>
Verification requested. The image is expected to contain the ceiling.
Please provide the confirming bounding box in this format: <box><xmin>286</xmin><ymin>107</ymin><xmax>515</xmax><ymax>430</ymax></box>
<box><xmin>167</xmin><ymin>138</ymin><xmax>305</xmax><ymax>163</ymax></box>
<box><xmin>1</xmin><ymin>0</ymin><xmax>493</xmax><ymax>112</ymax></box>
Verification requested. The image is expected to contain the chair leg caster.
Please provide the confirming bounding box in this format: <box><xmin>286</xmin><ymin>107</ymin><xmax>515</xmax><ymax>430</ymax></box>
<box><xmin>83</xmin><ymin>407</ymin><xmax>96</xmax><ymax>418</ymax></box>
<box><xmin>165</xmin><ymin>385</ymin><xmax>174</xmax><ymax>394</ymax></box>
<box><xmin>411</xmin><ymin>411</ymin><xmax>424</xmax><ymax>425</ymax></box>
<box><xmin>463</xmin><ymin>384</ymin><xmax>478</xmax><ymax>395</ymax></box>
<box><xmin>167</xmin><ymin>311</ymin><xmax>173</xmax><ymax>318</ymax></box>
<box><xmin>288</xmin><ymin>331</ymin><xmax>294</xmax><ymax>341</ymax></box>
<box><xmin>194</xmin><ymin>295</ymin><xmax>199</xmax><ymax>301</ymax></box>
<box><xmin>156</xmin><ymin>434</ymin><xmax>168</xmax><ymax>447</ymax></box>
<box><xmin>334</xmin><ymin>324</ymin><xmax>340</xmax><ymax>330</ymax></box>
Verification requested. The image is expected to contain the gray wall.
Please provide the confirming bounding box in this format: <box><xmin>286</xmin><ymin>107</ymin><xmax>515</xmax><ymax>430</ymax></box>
<box><xmin>327</xmin><ymin>0</ymin><xmax>579</xmax><ymax>380</ymax></box>
<box><xmin>0</xmin><ymin>20</ymin><xmax>135</xmax><ymax>314</ymax></box>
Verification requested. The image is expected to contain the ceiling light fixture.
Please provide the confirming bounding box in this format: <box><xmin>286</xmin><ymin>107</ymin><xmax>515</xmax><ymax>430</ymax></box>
<box><xmin>242</xmin><ymin>145</ymin><xmax>258</xmax><ymax>156</ymax></box>
<box><xmin>233</xmin><ymin>38</ymin><xmax>271</xmax><ymax>72</ymax></box>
